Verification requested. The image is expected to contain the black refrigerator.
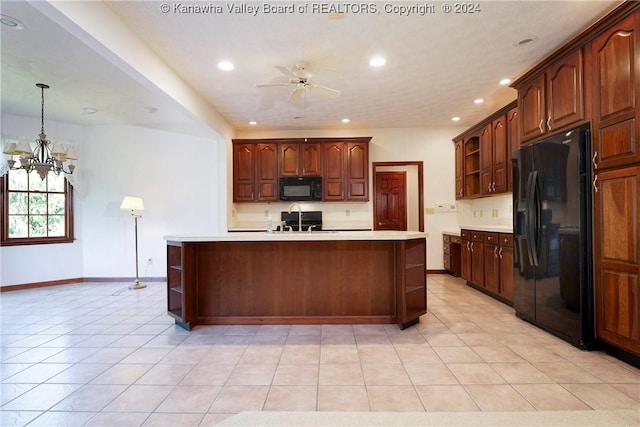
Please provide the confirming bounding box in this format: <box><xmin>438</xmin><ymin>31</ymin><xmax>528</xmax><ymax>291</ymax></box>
<box><xmin>512</xmin><ymin>123</ymin><xmax>594</xmax><ymax>350</ymax></box>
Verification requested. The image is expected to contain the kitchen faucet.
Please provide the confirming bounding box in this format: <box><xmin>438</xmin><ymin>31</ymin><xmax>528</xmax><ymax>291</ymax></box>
<box><xmin>288</xmin><ymin>202</ymin><xmax>303</xmax><ymax>232</ymax></box>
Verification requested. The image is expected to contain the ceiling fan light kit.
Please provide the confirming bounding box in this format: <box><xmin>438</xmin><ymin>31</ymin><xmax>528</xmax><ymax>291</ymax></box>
<box><xmin>256</xmin><ymin>61</ymin><xmax>341</xmax><ymax>102</ymax></box>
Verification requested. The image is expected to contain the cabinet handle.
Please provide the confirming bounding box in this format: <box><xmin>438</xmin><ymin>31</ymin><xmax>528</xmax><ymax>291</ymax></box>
<box><xmin>592</xmin><ymin>152</ymin><xmax>598</xmax><ymax>170</ymax></box>
<box><xmin>487</xmin><ymin>183</ymin><xmax>491</xmax><ymax>191</ymax></box>
<box><xmin>466</xmin><ymin>241</ymin><xmax>471</xmax><ymax>251</ymax></box>
<box><xmin>538</xmin><ymin>119</ymin><xmax>544</xmax><ymax>134</ymax></box>
<box><xmin>499</xmin><ymin>247</ymin><xmax>503</xmax><ymax>259</ymax></box>
<box><xmin>592</xmin><ymin>175</ymin><xmax>599</xmax><ymax>193</ymax></box>
<box><xmin>494</xmin><ymin>247</ymin><xmax>498</xmax><ymax>258</ymax></box>
<box><xmin>470</xmin><ymin>242</ymin><xmax>474</xmax><ymax>252</ymax></box>
<box><xmin>491</xmin><ymin>182</ymin><xmax>496</xmax><ymax>192</ymax></box>
<box><xmin>547</xmin><ymin>115</ymin><xmax>552</xmax><ymax>131</ymax></box>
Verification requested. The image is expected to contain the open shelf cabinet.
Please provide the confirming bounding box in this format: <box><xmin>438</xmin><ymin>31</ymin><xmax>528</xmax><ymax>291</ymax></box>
<box><xmin>166</xmin><ymin>241</ymin><xmax>195</xmax><ymax>329</ymax></box>
<box><xmin>396</xmin><ymin>238</ymin><xmax>427</xmax><ymax>329</ymax></box>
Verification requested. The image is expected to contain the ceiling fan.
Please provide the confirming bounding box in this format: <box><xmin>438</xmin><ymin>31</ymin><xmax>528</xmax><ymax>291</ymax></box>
<box><xmin>256</xmin><ymin>62</ymin><xmax>341</xmax><ymax>102</ymax></box>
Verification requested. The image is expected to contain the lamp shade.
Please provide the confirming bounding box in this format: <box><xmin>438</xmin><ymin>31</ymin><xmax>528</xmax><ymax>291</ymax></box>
<box><xmin>120</xmin><ymin>196</ymin><xmax>144</xmax><ymax>211</ymax></box>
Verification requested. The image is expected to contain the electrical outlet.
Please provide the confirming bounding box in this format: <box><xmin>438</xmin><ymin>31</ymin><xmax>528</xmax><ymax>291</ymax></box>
<box><xmin>147</xmin><ymin>258</ymin><xmax>153</xmax><ymax>264</ymax></box>
<box><xmin>346</xmin><ymin>209</ymin><xmax>350</xmax><ymax>216</ymax></box>
<box><xmin>425</xmin><ymin>207</ymin><xmax>435</xmax><ymax>215</ymax></box>
<box><xmin>264</xmin><ymin>210</ymin><xmax>269</xmax><ymax>217</ymax></box>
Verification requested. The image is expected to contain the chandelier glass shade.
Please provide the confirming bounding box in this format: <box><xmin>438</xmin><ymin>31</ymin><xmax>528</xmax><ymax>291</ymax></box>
<box><xmin>2</xmin><ymin>83</ymin><xmax>77</xmax><ymax>181</ymax></box>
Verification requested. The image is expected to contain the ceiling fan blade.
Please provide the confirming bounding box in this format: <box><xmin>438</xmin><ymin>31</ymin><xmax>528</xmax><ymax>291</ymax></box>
<box><xmin>288</xmin><ymin>87</ymin><xmax>304</xmax><ymax>102</ymax></box>
<box><xmin>276</xmin><ymin>65</ymin><xmax>298</xmax><ymax>79</ymax></box>
<box><xmin>255</xmin><ymin>83</ymin><xmax>291</xmax><ymax>88</ymax></box>
<box><xmin>308</xmin><ymin>84</ymin><xmax>341</xmax><ymax>98</ymax></box>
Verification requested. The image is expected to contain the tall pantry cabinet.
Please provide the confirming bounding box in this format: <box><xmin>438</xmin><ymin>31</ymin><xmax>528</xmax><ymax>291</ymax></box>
<box><xmin>590</xmin><ymin>10</ymin><xmax>640</xmax><ymax>357</ymax></box>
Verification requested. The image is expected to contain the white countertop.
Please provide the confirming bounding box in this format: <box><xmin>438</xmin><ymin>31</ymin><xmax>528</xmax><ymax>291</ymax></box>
<box><xmin>165</xmin><ymin>230</ymin><xmax>428</xmax><ymax>242</ymax></box>
<box><xmin>443</xmin><ymin>225</ymin><xmax>513</xmax><ymax>236</ymax></box>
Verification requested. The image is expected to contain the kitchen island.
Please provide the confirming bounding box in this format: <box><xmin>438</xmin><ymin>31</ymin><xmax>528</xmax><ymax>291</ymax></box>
<box><xmin>164</xmin><ymin>231</ymin><xmax>427</xmax><ymax>330</ymax></box>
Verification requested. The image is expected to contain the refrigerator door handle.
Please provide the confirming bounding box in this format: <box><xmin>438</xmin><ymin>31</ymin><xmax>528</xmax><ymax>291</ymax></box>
<box><xmin>525</xmin><ymin>171</ymin><xmax>536</xmax><ymax>267</ymax></box>
<box><xmin>530</xmin><ymin>171</ymin><xmax>541</xmax><ymax>268</ymax></box>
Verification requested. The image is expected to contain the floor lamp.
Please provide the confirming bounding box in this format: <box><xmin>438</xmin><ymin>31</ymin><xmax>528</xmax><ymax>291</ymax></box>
<box><xmin>120</xmin><ymin>196</ymin><xmax>146</xmax><ymax>290</ymax></box>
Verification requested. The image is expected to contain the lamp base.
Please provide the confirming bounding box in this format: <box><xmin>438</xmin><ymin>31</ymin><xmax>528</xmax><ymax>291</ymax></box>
<box><xmin>129</xmin><ymin>279</ymin><xmax>146</xmax><ymax>290</ymax></box>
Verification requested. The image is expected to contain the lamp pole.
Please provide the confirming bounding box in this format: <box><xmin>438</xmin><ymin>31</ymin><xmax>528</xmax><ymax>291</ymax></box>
<box><xmin>130</xmin><ymin>211</ymin><xmax>146</xmax><ymax>289</ymax></box>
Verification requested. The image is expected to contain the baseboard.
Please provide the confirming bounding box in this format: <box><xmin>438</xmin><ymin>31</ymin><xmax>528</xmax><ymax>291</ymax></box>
<box><xmin>427</xmin><ymin>269</ymin><xmax>448</xmax><ymax>274</ymax></box>
<box><xmin>0</xmin><ymin>276</ymin><xmax>166</xmax><ymax>292</ymax></box>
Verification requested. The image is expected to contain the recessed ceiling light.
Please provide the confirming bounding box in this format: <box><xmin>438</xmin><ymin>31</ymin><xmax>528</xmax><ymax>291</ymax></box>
<box><xmin>144</xmin><ymin>106</ymin><xmax>157</xmax><ymax>113</ymax></box>
<box><xmin>341</xmin><ymin>118</ymin><xmax>350</xmax><ymax>123</ymax></box>
<box><xmin>499</xmin><ymin>78</ymin><xmax>512</xmax><ymax>86</ymax></box>
<box><xmin>474</xmin><ymin>98</ymin><xmax>484</xmax><ymax>104</ymax></box>
<box><xmin>249</xmin><ymin>121</ymin><xmax>257</xmax><ymax>126</ymax></box>
<box><xmin>82</xmin><ymin>107</ymin><xmax>98</xmax><ymax>114</ymax></box>
<box><xmin>0</xmin><ymin>15</ymin><xmax>24</xmax><ymax>29</ymax></box>
<box><xmin>515</xmin><ymin>36</ymin><xmax>538</xmax><ymax>47</ymax></box>
<box><xmin>217</xmin><ymin>61</ymin><xmax>234</xmax><ymax>71</ymax></box>
<box><xmin>369</xmin><ymin>56</ymin><xmax>386</xmax><ymax>67</ymax></box>
<box><xmin>451</xmin><ymin>117</ymin><xmax>461</xmax><ymax>122</ymax></box>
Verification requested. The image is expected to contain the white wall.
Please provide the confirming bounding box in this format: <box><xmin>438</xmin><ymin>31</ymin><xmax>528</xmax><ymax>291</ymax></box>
<box><xmin>1</xmin><ymin>116</ymin><xmax>226</xmax><ymax>286</ymax></box>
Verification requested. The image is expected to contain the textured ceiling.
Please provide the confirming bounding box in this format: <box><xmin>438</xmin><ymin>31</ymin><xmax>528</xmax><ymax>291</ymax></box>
<box><xmin>0</xmin><ymin>1</ymin><xmax>622</xmax><ymax>136</ymax></box>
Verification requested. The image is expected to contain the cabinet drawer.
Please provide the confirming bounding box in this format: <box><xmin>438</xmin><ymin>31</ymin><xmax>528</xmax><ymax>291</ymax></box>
<box><xmin>461</xmin><ymin>229</ymin><xmax>471</xmax><ymax>240</ymax></box>
<box><xmin>472</xmin><ymin>231</ymin><xmax>484</xmax><ymax>242</ymax></box>
<box><xmin>444</xmin><ymin>256</ymin><xmax>451</xmax><ymax>270</ymax></box>
<box><xmin>499</xmin><ymin>233</ymin><xmax>513</xmax><ymax>247</ymax></box>
<box><xmin>444</xmin><ymin>242</ymin><xmax>451</xmax><ymax>254</ymax></box>
<box><xmin>451</xmin><ymin>235</ymin><xmax>461</xmax><ymax>244</ymax></box>
<box><xmin>484</xmin><ymin>232</ymin><xmax>498</xmax><ymax>244</ymax></box>
<box><xmin>443</xmin><ymin>234</ymin><xmax>451</xmax><ymax>244</ymax></box>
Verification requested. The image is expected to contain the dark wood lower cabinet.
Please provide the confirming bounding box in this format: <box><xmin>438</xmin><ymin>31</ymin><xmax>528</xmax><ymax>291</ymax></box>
<box><xmin>443</xmin><ymin>233</ymin><xmax>461</xmax><ymax>277</ymax></box>
<box><xmin>165</xmin><ymin>237</ymin><xmax>427</xmax><ymax>330</ymax></box>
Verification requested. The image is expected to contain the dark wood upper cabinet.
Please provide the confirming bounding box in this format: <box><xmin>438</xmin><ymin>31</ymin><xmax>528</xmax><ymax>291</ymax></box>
<box><xmin>454</xmin><ymin>139</ymin><xmax>464</xmax><ymax>199</ymax></box>
<box><xmin>507</xmin><ymin>107</ymin><xmax>519</xmax><ymax>192</ymax></box>
<box><xmin>322</xmin><ymin>138</ymin><xmax>370</xmax><ymax>201</ymax></box>
<box><xmin>279</xmin><ymin>141</ymin><xmax>322</xmax><ymax>176</ymax></box>
<box><xmin>232</xmin><ymin>142</ymin><xmax>278</xmax><ymax>203</ymax></box>
<box><xmin>518</xmin><ymin>74</ymin><xmax>546</xmax><ymax>143</ymax></box>
<box><xmin>323</xmin><ymin>142</ymin><xmax>346</xmax><ymax>201</ymax></box>
<box><xmin>346</xmin><ymin>141</ymin><xmax>369</xmax><ymax>201</ymax></box>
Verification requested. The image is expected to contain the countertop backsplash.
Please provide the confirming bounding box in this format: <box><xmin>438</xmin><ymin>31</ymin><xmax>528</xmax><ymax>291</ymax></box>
<box><xmin>457</xmin><ymin>193</ymin><xmax>513</xmax><ymax>230</ymax></box>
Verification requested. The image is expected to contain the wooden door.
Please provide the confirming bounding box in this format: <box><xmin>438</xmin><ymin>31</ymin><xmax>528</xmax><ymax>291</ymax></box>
<box><xmin>301</xmin><ymin>143</ymin><xmax>322</xmax><ymax>176</ymax></box>
<box><xmin>492</xmin><ymin>115</ymin><xmax>508</xmax><ymax>193</ymax></box>
<box><xmin>593</xmin><ymin>165</ymin><xmax>640</xmax><ymax>356</ymax></box>
<box><xmin>592</xmin><ymin>13</ymin><xmax>640</xmax><ymax>170</ymax></box>
<box><xmin>255</xmin><ymin>144</ymin><xmax>278</xmax><ymax>202</ymax></box>
<box><xmin>461</xmin><ymin>231</ymin><xmax>472</xmax><ymax>282</ymax></box>
<box><xmin>279</xmin><ymin>142</ymin><xmax>300</xmax><ymax>176</ymax></box>
<box><xmin>374</xmin><ymin>172</ymin><xmax>407</xmax><ymax>231</ymax></box>
<box><xmin>470</xmin><ymin>241</ymin><xmax>484</xmax><ymax>287</ymax></box>
<box><xmin>518</xmin><ymin>74</ymin><xmax>546</xmax><ymax>143</ymax></box>
<box><xmin>480</xmin><ymin>124</ymin><xmax>493</xmax><ymax>195</ymax></box>
<box><xmin>507</xmin><ymin>107</ymin><xmax>519</xmax><ymax>192</ymax></box>
<box><xmin>323</xmin><ymin>142</ymin><xmax>345</xmax><ymax>200</ymax></box>
<box><xmin>454</xmin><ymin>139</ymin><xmax>464</xmax><ymax>199</ymax></box>
<box><xmin>484</xmin><ymin>242</ymin><xmax>499</xmax><ymax>293</ymax></box>
<box><xmin>346</xmin><ymin>142</ymin><xmax>369</xmax><ymax>200</ymax></box>
<box><xmin>499</xmin><ymin>234</ymin><xmax>514</xmax><ymax>301</ymax></box>
<box><xmin>233</xmin><ymin>143</ymin><xmax>255</xmax><ymax>202</ymax></box>
<box><xmin>546</xmin><ymin>49</ymin><xmax>584</xmax><ymax>132</ymax></box>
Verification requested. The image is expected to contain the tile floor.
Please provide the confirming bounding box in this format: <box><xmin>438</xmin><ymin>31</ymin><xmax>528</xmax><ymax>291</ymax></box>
<box><xmin>1</xmin><ymin>274</ymin><xmax>639</xmax><ymax>426</ymax></box>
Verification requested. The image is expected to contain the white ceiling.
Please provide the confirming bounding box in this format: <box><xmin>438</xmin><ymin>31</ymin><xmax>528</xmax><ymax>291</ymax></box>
<box><xmin>0</xmin><ymin>1</ymin><xmax>622</xmax><ymax>137</ymax></box>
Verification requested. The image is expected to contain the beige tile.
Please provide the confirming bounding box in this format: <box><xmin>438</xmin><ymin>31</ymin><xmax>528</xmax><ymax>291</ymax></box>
<box><xmin>404</xmin><ymin>363</ymin><xmax>458</xmax><ymax>385</ymax></box>
<box><xmin>156</xmin><ymin>385</ymin><xmax>221</xmax><ymax>413</ymax></box>
<box><xmin>4</xmin><ymin>363</ymin><xmax>73</xmax><ymax>383</ymax></box>
<box><xmin>447</xmin><ymin>363</ymin><xmax>506</xmax><ymax>384</ymax></box>
<box><xmin>433</xmin><ymin>346</ymin><xmax>483</xmax><ymax>363</ymax></box>
<box><xmin>446</xmin><ymin>322</ymin><xmax>485</xmax><ymax>334</ymax></box>
<box><xmin>362</xmin><ymin>363</ymin><xmax>411</xmax><ymax>385</ymax></box>
<box><xmin>389</xmin><ymin>333</ymin><xmax>428</xmax><ymax>345</ymax></box>
<box><xmin>513</xmin><ymin>384</ymin><xmax>591</xmax><ymax>410</ymax></box>
<box><xmin>355</xmin><ymin>334</ymin><xmax>392</xmax><ymax>346</ymax></box>
<box><xmin>198</xmin><ymin>345</ymin><xmax>246</xmax><ymax>364</ymax></box>
<box><xmin>1</xmin><ymin>383</ymin><xmax>81</xmax><ymax>410</ymax></box>
<box><xmin>0</xmin><ymin>410</ymin><xmax>43</xmax><ymax>426</ymax></box>
<box><xmin>272</xmin><ymin>364</ymin><xmax>319</xmax><ymax>385</ymax></box>
<box><xmin>533</xmin><ymin>362</ymin><xmax>601</xmax><ymax>383</ymax></box>
<box><xmin>136</xmin><ymin>363</ymin><xmax>194</xmax><ymax>385</ymax></box>
<box><xmin>366</xmin><ymin>385</ymin><xmax>425</xmax><ymax>411</ymax></box>
<box><xmin>395</xmin><ymin>346</ymin><xmax>442</xmax><ymax>364</ymax></box>
<box><xmin>279</xmin><ymin>345</ymin><xmax>320</xmax><ymax>364</ymax></box>
<box><xmin>320</xmin><ymin>345</ymin><xmax>359</xmax><ymax>364</ymax></box>
<box><xmin>464</xmin><ymin>384</ymin><xmax>535</xmax><ymax>411</ymax></box>
<box><xmin>89</xmin><ymin>364</ymin><xmax>152</xmax><ymax>385</ymax></box>
<box><xmin>472</xmin><ymin>345</ymin><xmax>524</xmax><ymax>363</ymax></box>
<box><xmin>562</xmin><ymin>383</ymin><xmax>640</xmax><ymax>409</ymax></box>
<box><xmin>51</xmin><ymin>384</ymin><xmax>126</xmax><ymax>411</ymax></box>
<box><xmin>425</xmin><ymin>333</ymin><xmax>466</xmax><ymax>347</ymax></box>
<box><xmin>358</xmin><ymin>346</ymin><xmax>401</xmax><ymax>364</ymax></box>
<box><xmin>285</xmin><ymin>335</ymin><xmax>321</xmax><ymax>345</ymax></box>
<box><xmin>159</xmin><ymin>347</ymin><xmax>209</xmax><ymax>364</ymax></box>
<box><xmin>508</xmin><ymin>345</ymin><xmax>568</xmax><ymax>362</ymax></box>
<box><xmin>577</xmin><ymin>361</ymin><xmax>640</xmax><ymax>383</ymax></box>
<box><xmin>104</xmin><ymin>385</ymin><xmax>173</xmax><ymax>412</ymax></box>
<box><xmin>208</xmin><ymin>385</ymin><xmax>269</xmax><ymax>413</ymax></box>
<box><xmin>226</xmin><ymin>364</ymin><xmax>276</xmax><ymax>385</ymax></box>
<box><xmin>415</xmin><ymin>385</ymin><xmax>479</xmax><ymax>411</ymax></box>
<box><xmin>611</xmin><ymin>383</ymin><xmax>640</xmax><ymax>402</ymax></box>
<box><xmin>180</xmin><ymin>364</ymin><xmax>234</xmax><ymax>385</ymax></box>
<box><xmin>263</xmin><ymin>385</ymin><xmax>317</xmax><ymax>411</ymax></box>
<box><xmin>85</xmin><ymin>411</ymin><xmax>150</xmax><ymax>426</ymax></box>
<box><xmin>141</xmin><ymin>413</ymin><xmax>204</xmax><ymax>426</ymax></box>
<box><xmin>489</xmin><ymin>362</ymin><xmax>553</xmax><ymax>383</ymax></box>
<box><xmin>317</xmin><ymin>385</ymin><xmax>370</xmax><ymax>411</ymax></box>
<box><xmin>238</xmin><ymin>345</ymin><xmax>283</xmax><ymax>364</ymax></box>
<box><xmin>456</xmin><ymin>333</ymin><xmax>501</xmax><ymax>347</ymax></box>
<box><xmin>318</xmin><ymin>363</ymin><xmax>364</xmax><ymax>385</ymax></box>
<box><xmin>22</xmin><ymin>410</ymin><xmax>96</xmax><ymax>426</ymax></box>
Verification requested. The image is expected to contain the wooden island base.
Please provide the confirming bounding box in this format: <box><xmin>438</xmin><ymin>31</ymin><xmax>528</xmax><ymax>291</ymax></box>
<box><xmin>166</xmin><ymin>234</ymin><xmax>427</xmax><ymax>330</ymax></box>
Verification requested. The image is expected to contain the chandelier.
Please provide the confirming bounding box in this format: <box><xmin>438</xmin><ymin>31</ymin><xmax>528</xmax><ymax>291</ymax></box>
<box><xmin>3</xmin><ymin>83</ymin><xmax>77</xmax><ymax>181</ymax></box>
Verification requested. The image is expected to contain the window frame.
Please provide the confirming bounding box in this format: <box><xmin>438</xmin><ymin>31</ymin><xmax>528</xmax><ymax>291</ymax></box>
<box><xmin>0</xmin><ymin>172</ymin><xmax>75</xmax><ymax>246</ymax></box>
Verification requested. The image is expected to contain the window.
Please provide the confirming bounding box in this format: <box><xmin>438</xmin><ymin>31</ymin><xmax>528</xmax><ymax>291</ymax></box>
<box><xmin>1</xmin><ymin>168</ymin><xmax>74</xmax><ymax>245</ymax></box>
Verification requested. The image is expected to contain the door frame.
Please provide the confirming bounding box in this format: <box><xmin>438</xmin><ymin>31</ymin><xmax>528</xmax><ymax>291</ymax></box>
<box><xmin>372</xmin><ymin>161</ymin><xmax>424</xmax><ymax>232</ymax></box>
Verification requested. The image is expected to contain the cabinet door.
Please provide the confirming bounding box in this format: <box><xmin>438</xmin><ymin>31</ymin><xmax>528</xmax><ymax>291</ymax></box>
<box><xmin>279</xmin><ymin>142</ymin><xmax>300</xmax><ymax>176</ymax></box>
<box><xmin>480</xmin><ymin>124</ymin><xmax>493</xmax><ymax>195</ymax></box>
<box><xmin>592</xmin><ymin>13</ymin><xmax>640</xmax><ymax>170</ymax></box>
<box><xmin>233</xmin><ymin>143</ymin><xmax>255</xmax><ymax>202</ymax></box>
<box><xmin>470</xmin><ymin>241</ymin><xmax>484</xmax><ymax>287</ymax></box>
<box><xmin>507</xmin><ymin>107</ymin><xmax>519</xmax><ymax>192</ymax></box>
<box><xmin>546</xmin><ymin>49</ymin><xmax>585</xmax><ymax>132</ymax></box>
<box><xmin>492</xmin><ymin>115</ymin><xmax>508</xmax><ymax>193</ymax></box>
<box><xmin>255</xmin><ymin>144</ymin><xmax>278</xmax><ymax>202</ymax></box>
<box><xmin>454</xmin><ymin>140</ymin><xmax>464</xmax><ymax>199</ymax></box>
<box><xmin>499</xmin><ymin>245</ymin><xmax>514</xmax><ymax>301</ymax></box>
<box><xmin>346</xmin><ymin>142</ymin><xmax>369</xmax><ymax>200</ymax></box>
<box><xmin>484</xmin><ymin>243</ymin><xmax>499</xmax><ymax>294</ymax></box>
<box><xmin>461</xmin><ymin>240</ymin><xmax>472</xmax><ymax>281</ymax></box>
<box><xmin>519</xmin><ymin>74</ymin><xmax>546</xmax><ymax>143</ymax></box>
<box><xmin>323</xmin><ymin>142</ymin><xmax>345</xmax><ymax>200</ymax></box>
<box><xmin>302</xmin><ymin>143</ymin><xmax>322</xmax><ymax>175</ymax></box>
<box><xmin>593</xmin><ymin>165</ymin><xmax>640</xmax><ymax>356</ymax></box>
<box><xmin>396</xmin><ymin>239</ymin><xmax>427</xmax><ymax>329</ymax></box>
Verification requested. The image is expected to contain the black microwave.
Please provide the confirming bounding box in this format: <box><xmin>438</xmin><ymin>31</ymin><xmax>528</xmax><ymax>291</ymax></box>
<box><xmin>279</xmin><ymin>176</ymin><xmax>322</xmax><ymax>201</ymax></box>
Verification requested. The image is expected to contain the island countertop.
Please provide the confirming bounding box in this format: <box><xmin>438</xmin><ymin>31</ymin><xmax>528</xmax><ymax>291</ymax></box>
<box><xmin>164</xmin><ymin>230</ymin><xmax>428</xmax><ymax>242</ymax></box>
